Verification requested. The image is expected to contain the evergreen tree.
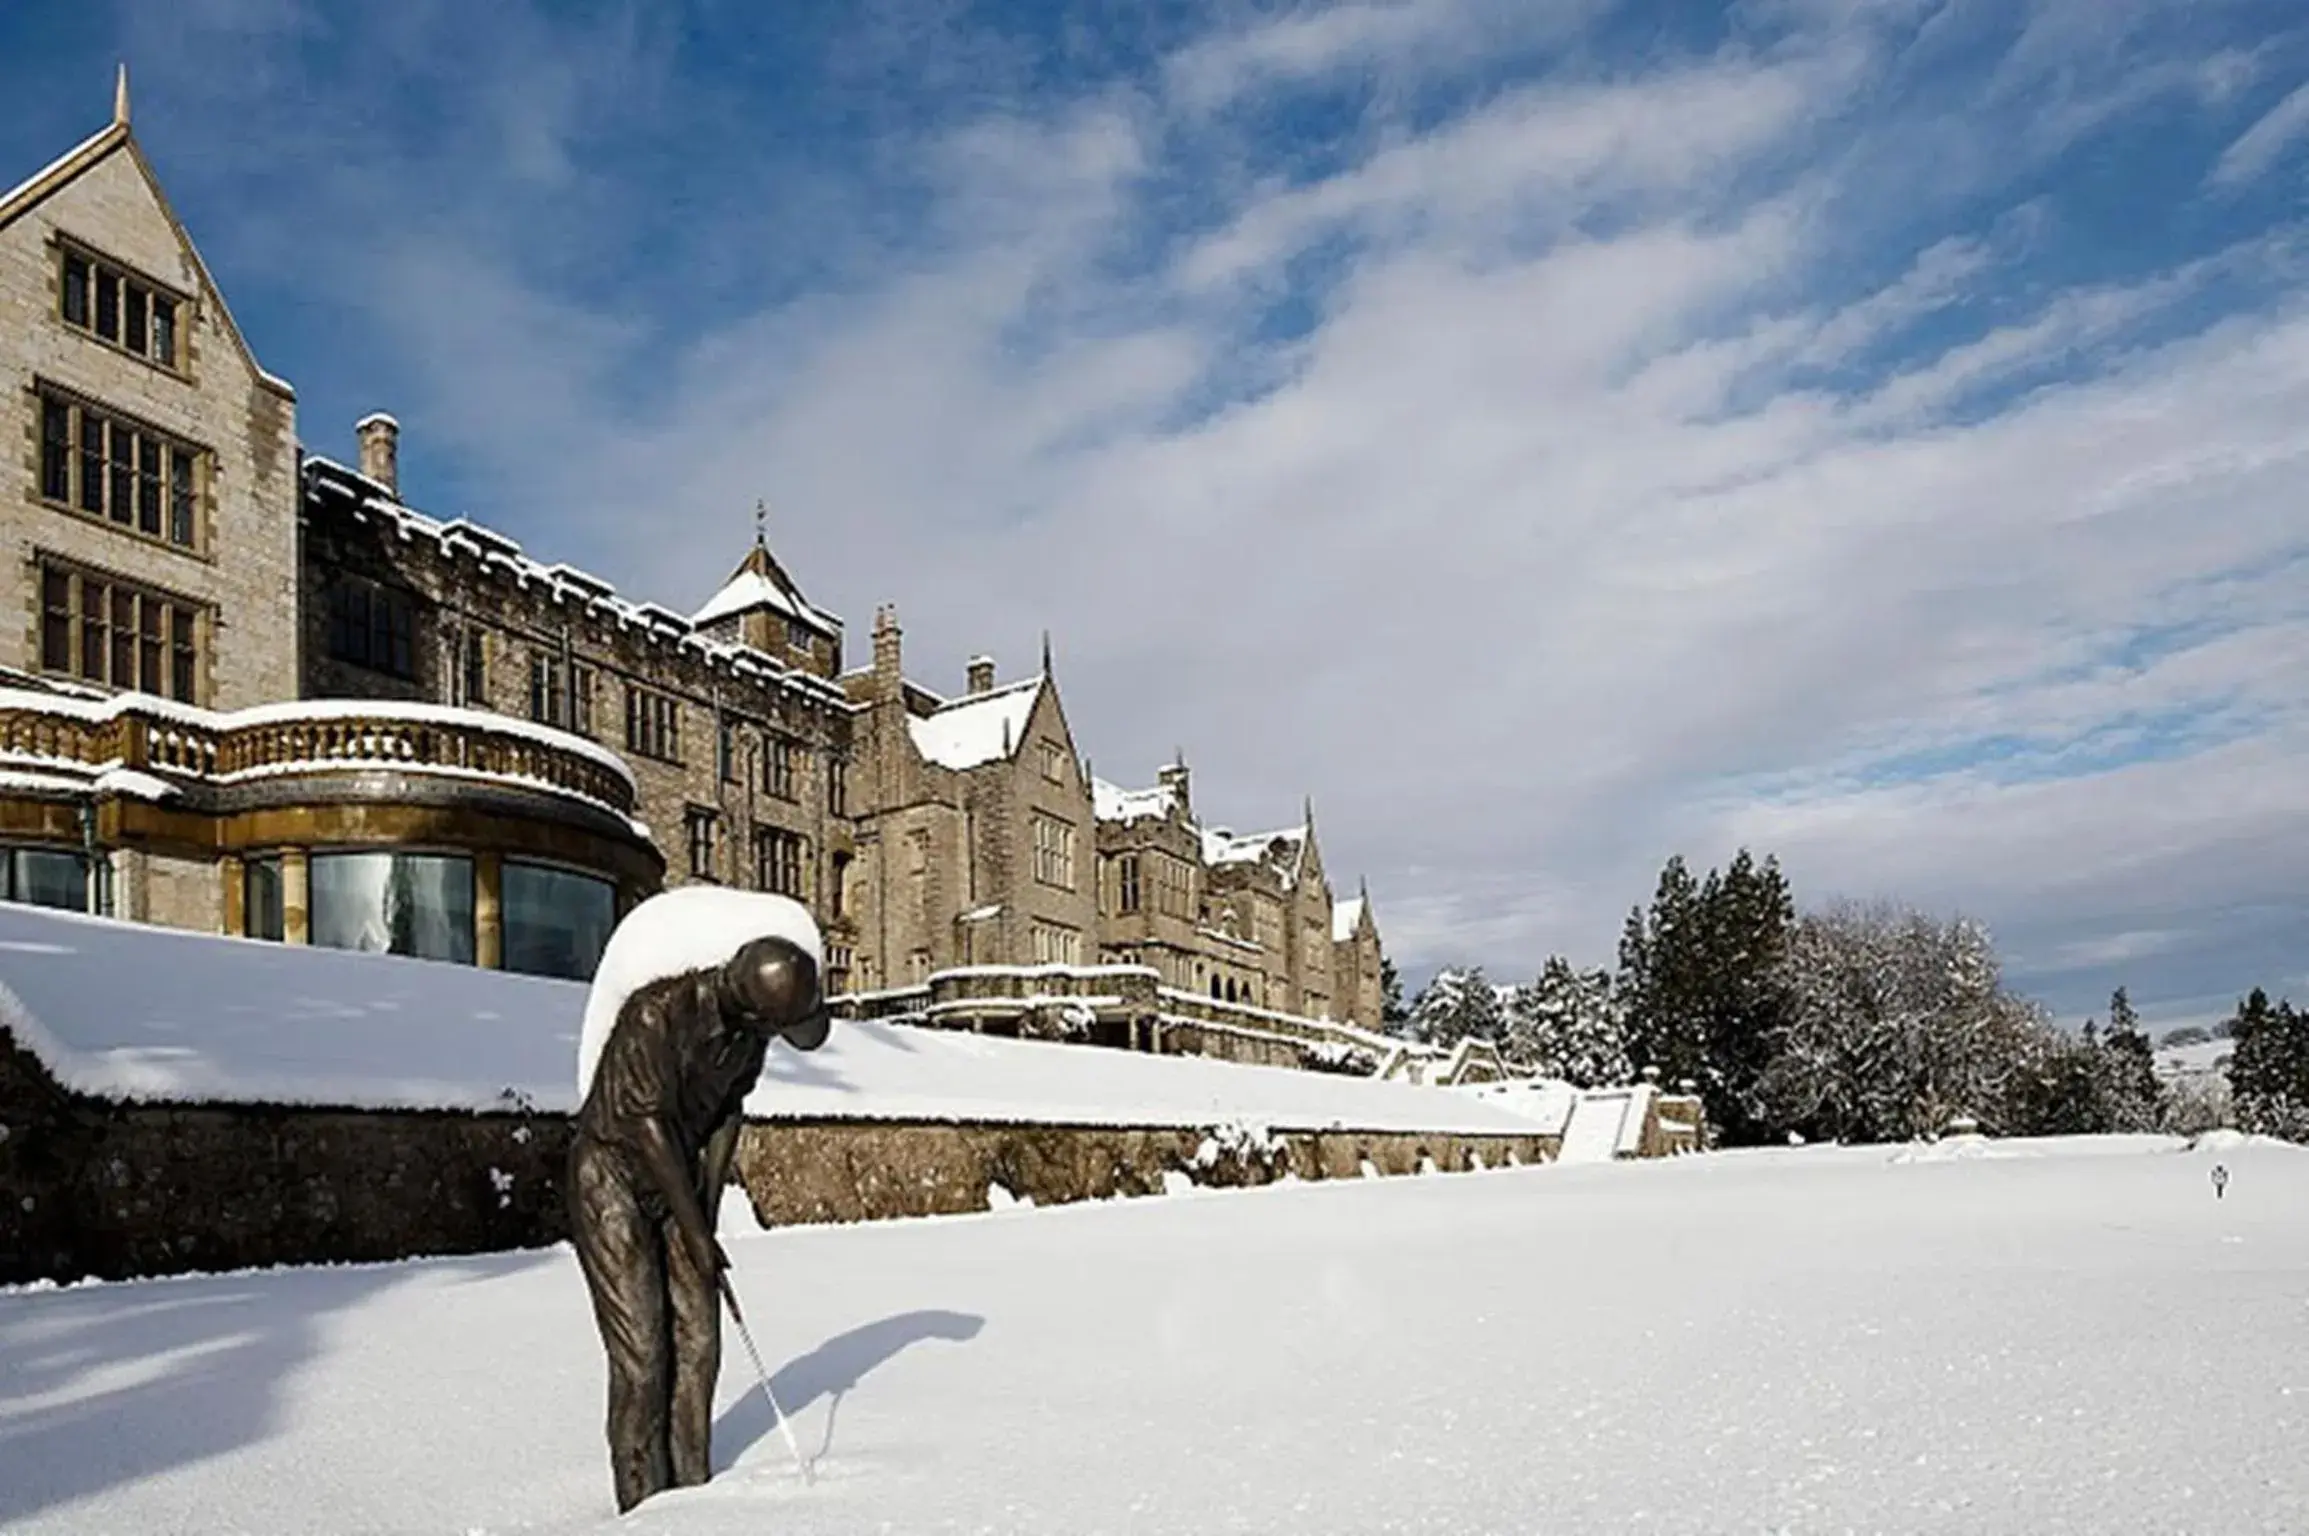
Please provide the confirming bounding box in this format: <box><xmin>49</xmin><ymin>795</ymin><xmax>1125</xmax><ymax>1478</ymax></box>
<box><xmin>2227</xmin><ymin>989</ymin><xmax>2309</xmax><ymax>1141</ymax></box>
<box><xmin>1616</xmin><ymin>856</ymin><xmax>1699</xmax><ymax>1082</ymax></box>
<box><xmin>1407</xmin><ymin>967</ymin><xmax>1504</xmax><ymax>1048</ymax></box>
<box><xmin>1509</xmin><ymin>956</ymin><xmax>1632</xmax><ymax>1086</ymax></box>
<box><xmin>2098</xmin><ymin>986</ymin><xmax>2162</xmax><ymax>1132</ymax></box>
<box><xmin>2011</xmin><ymin>1024</ymin><xmax>2116</xmax><ymax>1136</ymax></box>
<box><xmin>1379</xmin><ymin>955</ymin><xmax>1409</xmax><ymax>1032</ymax></box>
<box><xmin>1617</xmin><ymin>849</ymin><xmax>1794</xmax><ymax>1144</ymax></box>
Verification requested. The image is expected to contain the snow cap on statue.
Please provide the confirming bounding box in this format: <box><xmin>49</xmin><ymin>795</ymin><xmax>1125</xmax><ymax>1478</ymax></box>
<box><xmin>575</xmin><ymin>887</ymin><xmax>826</xmax><ymax>1099</ymax></box>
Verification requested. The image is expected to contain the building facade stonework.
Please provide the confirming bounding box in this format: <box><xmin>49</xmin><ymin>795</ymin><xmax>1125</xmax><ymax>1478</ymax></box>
<box><xmin>0</xmin><ymin>90</ymin><xmax>1392</xmax><ymax>1026</ymax></box>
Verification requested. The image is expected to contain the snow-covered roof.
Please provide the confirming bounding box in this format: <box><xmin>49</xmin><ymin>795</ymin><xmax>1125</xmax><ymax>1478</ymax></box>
<box><xmin>1332</xmin><ymin>896</ymin><xmax>1367</xmax><ymax>943</ymax></box>
<box><xmin>1092</xmin><ymin>777</ymin><xmax>1178</xmax><ymax>825</ymax></box>
<box><xmin>690</xmin><ymin>562</ymin><xmax>842</xmax><ymax>640</ymax></box>
<box><xmin>907</xmin><ymin>677</ymin><xmax>1044</xmax><ymax>771</ymax></box>
<box><xmin>1203</xmin><ymin>825</ymin><xmax>1305</xmax><ymax>873</ymax></box>
<box><xmin>0</xmin><ymin>902</ymin><xmax>1551</xmax><ymax>1134</ymax></box>
<box><xmin>303</xmin><ymin>457</ymin><xmax>853</xmax><ymax>711</ymax></box>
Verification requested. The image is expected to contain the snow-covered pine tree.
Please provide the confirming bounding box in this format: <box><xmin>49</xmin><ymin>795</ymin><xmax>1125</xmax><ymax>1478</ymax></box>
<box><xmin>2098</xmin><ymin>986</ymin><xmax>2163</xmax><ymax>1132</ymax></box>
<box><xmin>1406</xmin><ymin>967</ymin><xmax>1503</xmax><ymax>1048</ymax></box>
<box><xmin>2228</xmin><ymin>989</ymin><xmax>2309</xmax><ymax>1142</ymax></box>
<box><xmin>1509</xmin><ymin>957</ymin><xmax>1631</xmax><ymax>1086</ymax></box>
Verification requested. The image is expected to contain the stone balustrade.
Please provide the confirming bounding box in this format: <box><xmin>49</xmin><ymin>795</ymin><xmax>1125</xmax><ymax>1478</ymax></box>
<box><xmin>0</xmin><ymin>693</ymin><xmax>637</xmax><ymax>819</ymax></box>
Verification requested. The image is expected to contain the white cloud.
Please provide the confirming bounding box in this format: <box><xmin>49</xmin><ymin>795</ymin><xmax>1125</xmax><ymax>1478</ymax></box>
<box><xmin>1163</xmin><ymin>0</ymin><xmax>1604</xmax><ymax>113</ymax></box>
<box><xmin>2210</xmin><ymin>78</ymin><xmax>2309</xmax><ymax>187</ymax></box>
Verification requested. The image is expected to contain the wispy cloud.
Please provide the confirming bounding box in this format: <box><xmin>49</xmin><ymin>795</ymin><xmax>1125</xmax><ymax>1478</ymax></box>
<box><xmin>2210</xmin><ymin>77</ymin><xmax>2309</xmax><ymax>186</ymax></box>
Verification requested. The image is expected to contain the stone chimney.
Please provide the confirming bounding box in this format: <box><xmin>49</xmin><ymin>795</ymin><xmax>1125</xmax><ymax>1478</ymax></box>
<box><xmin>966</xmin><ymin>655</ymin><xmax>995</xmax><ymax>695</ymax></box>
<box><xmin>356</xmin><ymin>413</ymin><xmax>400</xmax><ymax>496</ymax></box>
<box><xmin>872</xmin><ymin>605</ymin><xmax>903</xmax><ymax>691</ymax></box>
<box><xmin>1157</xmin><ymin>755</ymin><xmax>1191</xmax><ymax>817</ymax></box>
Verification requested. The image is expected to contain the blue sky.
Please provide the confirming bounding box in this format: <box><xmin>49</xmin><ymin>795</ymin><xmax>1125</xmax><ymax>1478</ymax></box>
<box><xmin>6</xmin><ymin>0</ymin><xmax>2306</xmax><ymax>1028</ymax></box>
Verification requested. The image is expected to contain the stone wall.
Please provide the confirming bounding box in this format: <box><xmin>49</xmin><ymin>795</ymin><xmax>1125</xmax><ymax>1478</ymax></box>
<box><xmin>0</xmin><ymin>1025</ymin><xmax>569</xmax><ymax>1286</ymax></box>
<box><xmin>0</xmin><ymin>1023</ymin><xmax>1560</xmax><ymax>1286</ymax></box>
<box><xmin>730</xmin><ymin>1119</ymin><xmax>1559</xmax><ymax>1226</ymax></box>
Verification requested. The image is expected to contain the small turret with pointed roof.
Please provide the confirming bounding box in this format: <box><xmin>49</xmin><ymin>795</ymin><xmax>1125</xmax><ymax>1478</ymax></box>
<box><xmin>689</xmin><ymin>502</ymin><xmax>845</xmax><ymax>677</ymax></box>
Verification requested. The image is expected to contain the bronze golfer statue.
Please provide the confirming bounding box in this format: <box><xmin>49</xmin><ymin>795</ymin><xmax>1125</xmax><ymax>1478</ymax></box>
<box><xmin>568</xmin><ymin>931</ymin><xmax>832</xmax><ymax>1513</ymax></box>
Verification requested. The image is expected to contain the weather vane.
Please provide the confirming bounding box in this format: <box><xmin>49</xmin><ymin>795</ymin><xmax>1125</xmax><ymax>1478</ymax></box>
<box><xmin>754</xmin><ymin>499</ymin><xmax>767</xmax><ymax>549</ymax></box>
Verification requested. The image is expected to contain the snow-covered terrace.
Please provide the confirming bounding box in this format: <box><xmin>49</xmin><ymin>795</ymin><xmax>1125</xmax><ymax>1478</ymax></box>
<box><xmin>0</xmin><ymin>903</ymin><xmax>1551</xmax><ymax>1135</ymax></box>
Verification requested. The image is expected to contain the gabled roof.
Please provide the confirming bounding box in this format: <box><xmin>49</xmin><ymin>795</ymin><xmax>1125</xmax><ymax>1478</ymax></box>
<box><xmin>691</xmin><ymin>542</ymin><xmax>842</xmax><ymax>638</ymax></box>
<box><xmin>906</xmin><ymin>677</ymin><xmax>1045</xmax><ymax>771</ymax></box>
<box><xmin>2</xmin><ymin>91</ymin><xmax>291</xmax><ymax>399</ymax></box>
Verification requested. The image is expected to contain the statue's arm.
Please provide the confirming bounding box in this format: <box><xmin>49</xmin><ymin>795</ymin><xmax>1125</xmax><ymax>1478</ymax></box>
<box><xmin>697</xmin><ymin>1118</ymin><xmax>743</xmax><ymax>1223</ymax></box>
<box><xmin>635</xmin><ymin>1113</ymin><xmax>721</xmax><ymax>1279</ymax></box>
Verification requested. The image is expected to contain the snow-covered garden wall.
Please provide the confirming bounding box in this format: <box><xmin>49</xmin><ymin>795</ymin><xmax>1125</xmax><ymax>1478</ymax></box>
<box><xmin>0</xmin><ymin>905</ymin><xmax>1563</xmax><ymax>1284</ymax></box>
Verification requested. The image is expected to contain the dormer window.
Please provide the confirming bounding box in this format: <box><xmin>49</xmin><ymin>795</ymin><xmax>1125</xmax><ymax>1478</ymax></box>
<box><xmin>786</xmin><ymin>616</ymin><xmax>812</xmax><ymax>654</ymax></box>
<box><xmin>60</xmin><ymin>246</ymin><xmax>184</xmax><ymax>372</ymax></box>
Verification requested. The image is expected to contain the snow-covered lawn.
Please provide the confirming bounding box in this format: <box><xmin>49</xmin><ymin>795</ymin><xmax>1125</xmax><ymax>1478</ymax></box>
<box><xmin>4</xmin><ymin>1134</ymin><xmax>2300</xmax><ymax>1535</ymax></box>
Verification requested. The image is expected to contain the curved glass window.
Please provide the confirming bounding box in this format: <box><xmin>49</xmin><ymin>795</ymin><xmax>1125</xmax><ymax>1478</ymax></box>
<box><xmin>3</xmin><ymin>846</ymin><xmax>89</xmax><ymax>912</ymax></box>
<box><xmin>502</xmin><ymin>861</ymin><xmax>617</xmax><ymax>981</ymax></box>
<box><xmin>310</xmin><ymin>852</ymin><xmax>474</xmax><ymax>963</ymax></box>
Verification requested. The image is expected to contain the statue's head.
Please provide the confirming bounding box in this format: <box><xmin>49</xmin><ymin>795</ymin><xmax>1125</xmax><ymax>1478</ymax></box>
<box><xmin>716</xmin><ymin>935</ymin><xmax>833</xmax><ymax>1050</ymax></box>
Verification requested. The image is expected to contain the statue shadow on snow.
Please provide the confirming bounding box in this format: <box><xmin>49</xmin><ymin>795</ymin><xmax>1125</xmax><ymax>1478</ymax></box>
<box><xmin>0</xmin><ymin>1248</ymin><xmax>558</xmax><ymax>1525</ymax></box>
<box><xmin>712</xmin><ymin>1308</ymin><xmax>985</xmax><ymax>1472</ymax></box>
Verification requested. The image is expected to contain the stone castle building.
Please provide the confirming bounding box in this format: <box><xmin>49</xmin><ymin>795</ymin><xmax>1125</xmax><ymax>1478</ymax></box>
<box><xmin>0</xmin><ymin>79</ymin><xmax>1391</xmax><ymax>1028</ymax></box>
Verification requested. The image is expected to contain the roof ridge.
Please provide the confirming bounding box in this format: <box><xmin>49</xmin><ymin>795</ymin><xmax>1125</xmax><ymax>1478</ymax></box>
<box><xmin>932</xmin><ymin>674</ymin><xmax>1042</xmax><ymax>711</ymax></box>
<box><xmin>0</xmin><ymin>119</ymin><xmax>125</xmax><ymax>230</ymax></box>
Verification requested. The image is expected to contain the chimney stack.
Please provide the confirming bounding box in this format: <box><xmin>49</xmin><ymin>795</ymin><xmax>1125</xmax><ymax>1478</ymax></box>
<box><xmin>355</xmin><ymin>413</ymin><xmax>400</xmax><ymax>496</ymax></box>
<box><xmin>966</xmin><ymin>655</ymin><xmax>995</xmax><ymax>695</ymax></box>
<box><xmin>872</xmin><ymin>605</ymin><xmax>903</xmax><ymax>690</ymax></box>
